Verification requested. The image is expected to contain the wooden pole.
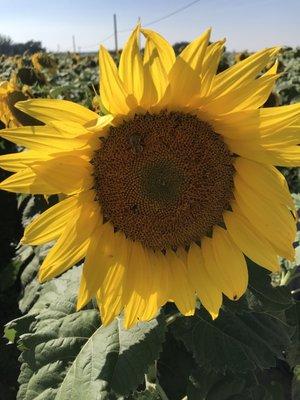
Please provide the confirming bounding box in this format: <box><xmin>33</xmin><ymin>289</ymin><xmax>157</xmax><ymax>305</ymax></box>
<box><xmin>72</xmin><ymin>35</ymin><xmax>76</xmax><ymax>52</ymax></box>
<box><xmin>113</xmin><ymin>14</ymin><xmax>118</xmax><ymax>55</ymax></box>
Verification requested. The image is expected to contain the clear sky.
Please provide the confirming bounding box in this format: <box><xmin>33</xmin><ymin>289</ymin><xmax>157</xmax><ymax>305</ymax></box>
<box><xmin>0</xmin><ymin>0</ymin><xmax>299</xmax><ymax>52</ymax></box>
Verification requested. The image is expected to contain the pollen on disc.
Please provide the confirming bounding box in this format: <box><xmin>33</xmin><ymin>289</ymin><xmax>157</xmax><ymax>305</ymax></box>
<box><xmin>92</xmin><ymin>111</ymin><xmax>235</xmax><ymax>250</ymax></box>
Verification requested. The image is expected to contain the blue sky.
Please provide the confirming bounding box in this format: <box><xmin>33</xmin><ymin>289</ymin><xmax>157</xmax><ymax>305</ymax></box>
<box><xmin>0</xmin><ymin>0</ymin><xmax>299</xmax><ymax>52</ymax></box>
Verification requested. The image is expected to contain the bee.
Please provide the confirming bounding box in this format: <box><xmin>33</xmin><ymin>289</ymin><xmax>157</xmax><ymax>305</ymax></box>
<box><xmin>129</xmin><ymin>133</ymin><xmax>143</xmax><ymax>154</ymax></box>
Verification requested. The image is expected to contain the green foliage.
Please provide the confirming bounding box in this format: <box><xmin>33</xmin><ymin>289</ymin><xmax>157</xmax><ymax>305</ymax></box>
<box><xmin>4</xmin><ymin>253</ymin><xmax>296</xmax><ymax>399</ymax></box>
<box><xmin>172</xmin><ymin>308</ymin><xmax>292</xmax><ymax>372</ymax></box>
<box><xmin>5</xmin><ymin>264</ymin><xmax>166</xmax><ymax>400</ymax></box>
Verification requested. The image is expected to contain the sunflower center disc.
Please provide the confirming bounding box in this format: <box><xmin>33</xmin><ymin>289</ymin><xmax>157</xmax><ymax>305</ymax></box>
<box><xmin>92</xmin><ymin>111</ymin><xmax>235</xmax><ymax>250</ymax></box>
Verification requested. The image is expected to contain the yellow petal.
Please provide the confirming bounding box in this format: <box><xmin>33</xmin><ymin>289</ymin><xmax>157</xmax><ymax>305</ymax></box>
<box><xmin>214</xmin><ymin>103</ymin><xmax>300</xmax><ymax>140</ymax></box>
<box><xmin>97</xmin><ymin>231</ymin><xmax>130</xmax><ymax>326</ymax></box>
<box><xmin>119</xmin><ymin>25</ymin><xmax>144</xmax><ymax>103</ymax></box>
<box><xmin>166</xmin><ymin>29</ymin><xmax>211</xmax><ymax>107</ymax></box>
<box><xmin>141</xmin><ymin>39</ymin><xmax>159</xmax><ymax>107</ymax></box>
<box><xmin>180</xmin><ymin>28</ymin><xmax>211</xmax><ymax>74</ymax></box>
<box><xmin>38</xmin><ymin>191</ymin><xmax>99</xmax><ymax>282</ymax></box>
<box><xmin>166</xmin><ymin>250</ymin><xmax>195</xmax><ymax>316</ymax></box>
<box><xmin>22</xmin><ymin>195</ymin><xmax>80</xmax><ymax>245</ymax></box>
<box><xmin>234</xmin><ymin>174</ymin><xmax>296</xmax><ymax>260</ymax></box>
<box><xmin>166</xmin><ymin>55</ymin><xmax>202</xmax><ymax>108</ymax></box>
<box><xmin>44</xmin><ymin>120</ymin><xmax>90</xmax><ymax>135</ymax></box>
<box><xmin>0</xmin><ymin>150</ymin><xmax>49</xmax><ymax>172</ymax></box>
<box><xmin>140</xmin><ymin>250</ymin><xmax>170</xmax><ymax>321</ymax></box>
<box><xmin>209</xmin><ymin>47</ymin><xmax>279</xmax><ymax>100</ymax></box>
<box><xmin>141</xmin><ymin>28</ymin><xmax>175</xmax><ymax>73</ymax></box>
<box><xmin>99</xmin><ymin>45</ymin><xmax>137</xmax><ymax>115</ymax></box>
<box><xmin>234</xmin><ymin>157</ymin><xmax>295</xmax><ymax>210</ymax></box>
<box><xmin>30</xmin><ymin>155</ymin><xmax>93</xmax><ymax>195</ymax></box>
<box><xmin>86</xmin><ymin>114</ymin><xmax>114</xmax><ymax>134</ymax></box>
<box><xmin>141</xmin><ymin>28</ymin><xmax>175</xmax><ymax>106</ymax></box>
<box><xmin>0</xmin><ymin>167</ymin><xmax>58</xmax><ymax>194</ymax></box>
<box><xmin>202</xmin><ymin>231</ymin><xmax>248</xmax><ymax>301</ymax></box>
<box><xmin>187</xmin><ymin>243</ymin><xmax>222</xmax><ymax>319</ymax></box>
<box><xmin>199</xmin><ymin>40</ymin><xmax>225</xmax><ymax>98</ymax></box>
<box><xmin>77</xmin><ymin>223</ymin><xmax>115</xmax><ymax>310</ymax></box>
<box><xmin>203</xmin><ymin>73</ymin><xmax>279</xmax><ymax>115</ymax></box>
<box><xmin>0</xmin><ymin>125</ymin><xmax>90</xmax><ymax>151</ymax></box>
<box><xmin>262</xmin><ymin>125</ymin><xmax>300</xmax><ymax>147</ymax></box>
<box><xmin>16</xmin><ymin>99</ymin><xmax>98</xmax><ymax>125</ymax></box>
<box><xmin>223</xmin><ymin>206</ymin><xmax>280</xmax><ymax>272</ymax></box>
<box><xmin>124</xmin><ymin>242</ymin><xmax>153</xmax><ymax>328</ymax></box>
<box><xmin>225</xmin><ymin>136</ymin><xmax>300</xmax><ymax>167</ymax></box>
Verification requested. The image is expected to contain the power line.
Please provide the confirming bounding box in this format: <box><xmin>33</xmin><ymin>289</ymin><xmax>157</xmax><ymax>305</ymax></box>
<box><xmin>80</xmin><ymin>33</ymin><xmax>114</xmax><ymax>50</ymax></box>
<box><xmin>144</xmin><ymin>0</ymin><xmax>202</xmax><ymax>27</ymax></box>
<box><xmin>79</xmin><ymin>0</ymin><xmax>203</xmax><ymax>51</ymax></box>
<box><xmin>117</xmin><ymin>0</ymin><xmax>202</xmax><ymax>33</ymax></box>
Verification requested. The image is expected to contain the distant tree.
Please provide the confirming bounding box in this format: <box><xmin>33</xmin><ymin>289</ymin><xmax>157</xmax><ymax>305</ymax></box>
<box><xmin>12</xmin><ymin>40</ymin><xmax>45</xmax><ymax>55</ymax></box>
<box><xmin>0</xmin><ymin>34</ymin><xmax>13</xmax><ymax>55</ymax></box>
<box><xmin>0</xmin><ymin>34</ymin><xmax>45</xmax><ymax>55</ymax></box>
<box><xmin>173</xmin><ymin>41</ymin><xmax>190</xmax><ymax>55</ymax></box>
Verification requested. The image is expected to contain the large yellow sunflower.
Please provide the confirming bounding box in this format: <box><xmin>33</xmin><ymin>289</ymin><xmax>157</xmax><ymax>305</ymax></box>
<box><xmin>0</xmin><ymin>27</ymin><xmax>299</xmax><ymax>328</ymax></box>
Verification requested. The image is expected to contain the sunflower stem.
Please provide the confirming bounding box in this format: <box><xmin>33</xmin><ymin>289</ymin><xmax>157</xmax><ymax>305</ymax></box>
<box><xmin>166</xmin><ymin>312</ymin><xmax>181</xmax><ymax>326</ymax></box>
<box><xmin>145</xmin><ymin>362</ymin><xmax>169</xmax><ymax>400</ymax></box>
<box><xmin>280</xmin><ymin>269</ymin><xmax>294</xmax><ymax>286</ymax></box>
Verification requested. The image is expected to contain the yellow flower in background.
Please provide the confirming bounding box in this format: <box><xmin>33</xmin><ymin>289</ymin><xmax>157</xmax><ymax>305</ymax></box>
<box><xmin>0</xmin><ymin>80</ymin><xmax>20</xmax><ymax>127</ymax></box>
<box><xmin>0</xmin><ymin>27</ymin><xmax>299</xmax><ymax>328</ymax></box>
<box><xmin>31</xmin><ymin>52</ymin><xmax>57</xmax><ymax>74</ymax></box>
<box><xmin>0</xmin><ymin>79</ymin><xmax>42</xmax><ymax>128</ymax></box>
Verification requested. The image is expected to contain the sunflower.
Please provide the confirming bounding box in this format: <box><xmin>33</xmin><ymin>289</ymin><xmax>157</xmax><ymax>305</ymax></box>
<box><xmin>0</xmin><ymin>27</ymin><xmax>299</xmax><ymax>328</ymax></box>
<box><xmin>31</xmin><ymin>52</ymin><xmax>57</xmax><ymax>74</ymax></box>
<box><xmin>0</xmin><ymin>80</ymin><xmax>20</xmax><ymax>128</ymax></box>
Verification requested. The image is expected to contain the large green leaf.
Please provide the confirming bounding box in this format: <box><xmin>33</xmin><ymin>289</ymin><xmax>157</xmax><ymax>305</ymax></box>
<box><xmin>7</xmin><ymin>264</ymin><xmax>166</xmax><ymax>399</ymax></box>
<box><xmin>247</xmin><ymin>260</ymin><xmax>294</xmax><ymax>313</ymax></box>
<box><xmin>172</xmin><ymin>306</ymin><xmax>292</xmax><ymax>373</ymax></box>
<box><xmin>292</xmin><ymin>365</ymin><xmax>300</xmax><ymax>400</ymax></box>
<box><xmin>130</xmin><ymin>388</ymin><xmax>162</xmax><ymax>400</ymax></box>
<box><xmin>55</xmin><ymin>313</ymin><xmax>166</xmax><ymax>399</ymax></box>
<box><xmin>187</xmin><ymin>369</ymin><xmax>246</xmax><ymax>400</ymax></box>
<box><xmin>286</xmin><ymin>302</ymin><xmax>300</xmax><ymax>367</ymax></box>
<box><xmin>157</xmin><ymin>331</ymin><xmax>196</xmax><ymax>400</ymax></box>
<box><xmin>17</xmin><ymin>298</ymin><xmax>100</xmax><ymax>399</ymax></box>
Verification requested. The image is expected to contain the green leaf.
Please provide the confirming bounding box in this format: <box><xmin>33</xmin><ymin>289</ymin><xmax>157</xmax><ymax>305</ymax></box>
<box><xmin>247</xmin><ymin>260</ymin><xmax>294</xmax><ymax>313</ymax></box>
<box><xmin>15</xmin><ymin>267</ymin><xmax>100</xmax><ymax>400</ymax></box>
<box><xmin>55</xmin><ymin>313</ymin><xmax>166</xmax><ymax>399</ymax></box>
<box><xmin>157</xmin><ymin>331</ymin><xmax>195</xmax><ymax>400</ymax></box>
<box><xmin>243</xmin><ymin>385</ymin><xmax>273</xmax><ymax>400</ymax></box>
<box><xmin>4</xmin><ymin>314</ymin><xmax>36</xmax><ymax>344</ymax></box>
<box><xmin>286</xmin><ymin>302</ymin><xmax>300</xmax><ymax>367</ymax></box>
<box><xmin>172</xmin><ymin>307</ymin><xmax>292</xmax><ymax>373</ymax></box>
<box><xmin>187</xmin><ymin>369</ymin><xmax>245</xmax><ymax>400</ymax></box>
<box><xmin>131</xmin><ymin>388</ymin><xmax>162</xmax><ymax>399</ymax></box>
<box><xmin>292</xmin><ymin>365</ymin><xmax>300</xmax><ymax>400</ymax></box>
<box><xmin>14</xmin><ymin>265</ymin><xmax>166</xmax><ymax>399</ymax></box>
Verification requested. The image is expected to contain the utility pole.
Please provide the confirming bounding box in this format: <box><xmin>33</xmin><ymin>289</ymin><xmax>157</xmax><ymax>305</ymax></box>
<box><xmin>137</xmin><ymin>16</ymin><xmax>141</xmax><ymax>49</ymax></box>
<box><xmin>113</xmin><ymin>14</ymin><xmax>118</xmax><ymax>55</ymax></box>
<box><xmin>72</xmin><ymin>35</ymin><xmax>76</xmax><ymax>53</ymax></box>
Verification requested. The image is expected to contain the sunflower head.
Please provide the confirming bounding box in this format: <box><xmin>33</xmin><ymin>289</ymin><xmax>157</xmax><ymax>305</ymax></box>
<box><xmin>0</xmin><ymin>80</ymin><xmax>20</xmax><ymax>127</ymax></box>
<box><xmin>31</xmin><ymin>52</ymin><xmax>57</xmax><ymax>74</ymax></box>
<box><xmin>234</xmin><ymin>51</ymin><xmax>251</xmax><ymax>63</ymax></box>
<box><xmin>17</xmin><ymin>67</ymin><xmax>39</xmax><ymax>86</ymax></box>
<box><xmin>0</xmin><ymin>26</ymin><xmax>299</xmax><ymax>329</ymax></box>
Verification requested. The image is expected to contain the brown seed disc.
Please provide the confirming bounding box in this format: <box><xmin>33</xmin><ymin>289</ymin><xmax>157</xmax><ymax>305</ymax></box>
<box><xmin>92</xmin><ymin>111</ymin><xmax>235</xmax><ymax>250</ymax></box>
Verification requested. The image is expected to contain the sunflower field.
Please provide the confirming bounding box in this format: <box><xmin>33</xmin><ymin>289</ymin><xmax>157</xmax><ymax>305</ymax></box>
<box><xmin>0</xmin><ymin>29</ymin><xmax>300</xmax><ymax>400</ymax></box>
